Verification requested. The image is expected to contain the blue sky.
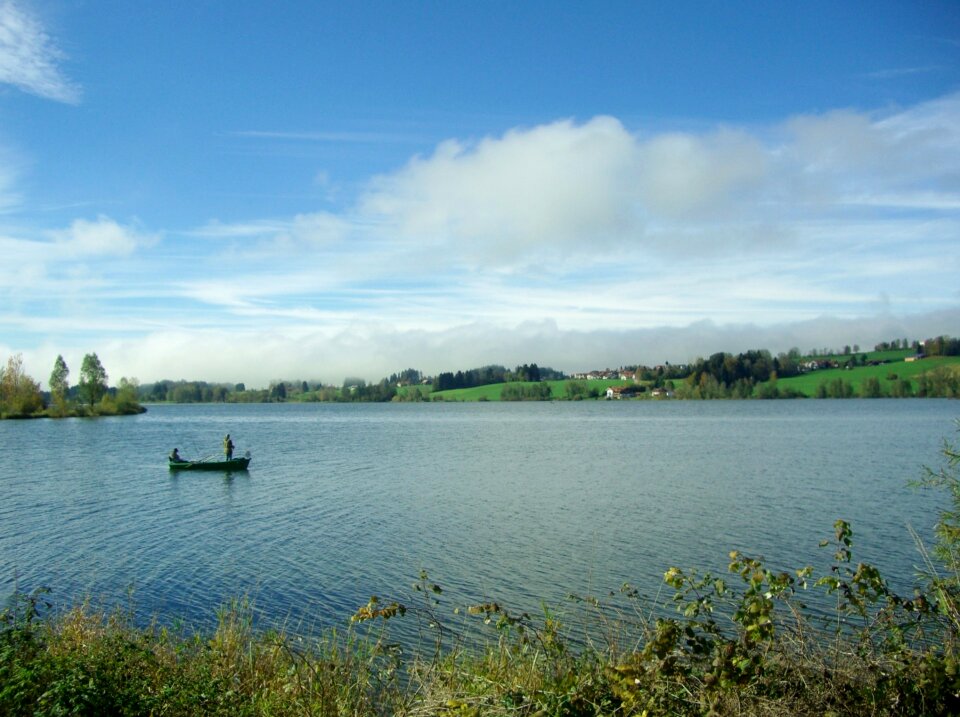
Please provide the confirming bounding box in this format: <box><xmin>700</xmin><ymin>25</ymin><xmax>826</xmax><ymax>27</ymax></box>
<box><xmin>1</xmin><ymin>1</ymin><xmax>959</xmax><ymax>387</ymax></box>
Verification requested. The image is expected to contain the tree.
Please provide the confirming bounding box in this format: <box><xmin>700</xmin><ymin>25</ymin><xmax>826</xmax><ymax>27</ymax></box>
<box><xmin>49</xmin><ymin>355</ymin><xmax>70</xmax><ymax>401</ymax></box>
<box><xmin>819</xmin><ymin>377</ymin><xmax>854</xmax><ymax>398</ymax></box>
<box><xmin>860</xmin><ymin>376</ymin><xmax>884</xmax><ymax>398</ymax></box>
<box><xmin>501</xmin><ymin>382</ymin><xmax>552</xmax><ymax>401</ymax></box>
<box><xmin>564</xmin><ymin>380</ymin><xmax>590</xmax><ymax>400</ymax></box>
<box><xmin>79</xmin><ymin>352</ymin><xmax>108</xmax><ymax>406</ymax></box>
<box><xmin>115</xmin><ymin>377</ymin><xmax>141</xmax><ymax>413</ymax></box>
<box><xmin>889</xmin><ymin>378</ymin><xmax>914</xmax><ymax>398</ymax></box>
<box><xmin>171</xmin><ymin>383</ymin><xmax>201</xmax><ymax>403</ymax></box>
<box><xmin>1</xmin><ymin>354</ymin><xmax>44</xmax><ymax>417</ymax></box>
<box><xmin>47</xmin><ymin>354</ymin><xmax>71</xmax><ymax>416</ymax></box>
<box><xmin>516</xmin><ymin>363</ymin><xmax>541</xmax><ymax>382</ymax></box>
<box><xmin>434</xmin><ymin>372</ymin><xmax>455</xmax><ymax>392</ymax></box>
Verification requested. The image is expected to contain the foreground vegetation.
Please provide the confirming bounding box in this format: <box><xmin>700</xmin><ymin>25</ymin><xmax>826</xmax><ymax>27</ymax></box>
<box><xmin>3</xmin><ymin>429</ymin><xmax>960</xmax><ymax>715</ymax></box>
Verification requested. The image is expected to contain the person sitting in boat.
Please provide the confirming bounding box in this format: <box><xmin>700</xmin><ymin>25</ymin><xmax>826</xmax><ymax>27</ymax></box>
<box><xmin>223</xmin><ymin>434</ymin><xmax>234</xmax><ymax>460</ymax></box>
<box><xmin>170</xmin><ymin>448</ymin><xmax>183</xmax><ymax>462</ymax></box>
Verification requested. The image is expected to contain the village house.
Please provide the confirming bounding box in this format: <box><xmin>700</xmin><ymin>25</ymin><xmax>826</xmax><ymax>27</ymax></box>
<box><xmin>606</xmin><ymin>385</ymin><xmax>644</xmax><ymax>399</ymax></box>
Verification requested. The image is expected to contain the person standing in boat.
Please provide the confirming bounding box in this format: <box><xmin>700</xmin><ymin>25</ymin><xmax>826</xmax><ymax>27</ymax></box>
<box><xmin>223</xmin><ymin>434</ymin><xmax>234</xmax><ymax>460</ymax></box>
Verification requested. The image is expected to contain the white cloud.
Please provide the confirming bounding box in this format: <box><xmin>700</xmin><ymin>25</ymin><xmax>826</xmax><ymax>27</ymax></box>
<box><xmin>785</xmin><ymin>110</ymin><xmax>886</xmax><ymax>174</ymax></box>
<box><xmin>0</xmin><ymin>216</ymin><xmax>157</xmax><ymax>300</ymax></box>
<box><xmin>52</xmin><ymin>215</ymin><xmax>153</xmax><ymax>257</ymax></box>
<box><xmin>354</xmin><ymin>95</ymin><xmax>960</xmax><ymax>271</ymax></box>
<box><xmin>635</xmin><ymin>129</ymin><xmax>768</xmax><ymax>219</ymax></box>
<box><xmin>782</xmin><ymin>94</ymin><xmax>960</xmax><ymax>203</ymax></box>
<box><xmin>0</xmin><ymin>0</ymin><xmax>80</xmax><ymax>103</ymax></box>
<box><xmin>361</xmin><ymin>116</ymin><xmax>642</xmax><ymax>264</ymax></box>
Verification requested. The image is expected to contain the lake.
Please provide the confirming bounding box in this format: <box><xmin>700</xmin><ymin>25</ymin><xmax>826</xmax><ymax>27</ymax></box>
<box><xmin>1</xmin><ymin>399</ymin><xmax>956</xmax><ymax>639</ymax></box>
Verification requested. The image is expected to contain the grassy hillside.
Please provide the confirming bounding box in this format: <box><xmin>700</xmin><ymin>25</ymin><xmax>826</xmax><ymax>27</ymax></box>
<box><xmin>429</xmin><ymin>378</ymin><xmax>630</xmax><ymax>401</ymax></box>
<box><xmin>404</xmin><ymin>355</ymin><xmax>960</xmax><ymax>402</ymax></box>
<box><xmin>809</xmin><ymin>348</ymin><xmax>914</xmax><ymax>364</ymax></box>
<box><xmin>396</xmin><ymin>349</ymin><xmax>960</xmax><ymax>402</ymax></box>
<box><xmin>770</xmin><ymin>355</ymin><xmax>960</xmax><ymax>397</ymax></box>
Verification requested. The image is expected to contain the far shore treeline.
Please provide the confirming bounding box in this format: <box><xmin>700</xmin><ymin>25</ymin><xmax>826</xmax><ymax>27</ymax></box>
<box><xmin>2</xmin><ymin>335</ymin><xmax>958</xmax><ymax>418</ymax></box>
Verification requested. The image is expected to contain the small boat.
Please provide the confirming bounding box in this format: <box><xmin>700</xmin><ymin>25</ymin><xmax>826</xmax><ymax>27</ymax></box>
<box><xmin>169</xmin><ymin>452</ymin><xmax>252</xmax><ymax>471</ymax></box>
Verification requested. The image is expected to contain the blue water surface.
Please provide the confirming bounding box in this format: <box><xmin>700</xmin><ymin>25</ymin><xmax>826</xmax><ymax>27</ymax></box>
<box><xmin>0</xmin><ymin>399</ymin><xmax>955</xmax><ymax>637</ymax></box>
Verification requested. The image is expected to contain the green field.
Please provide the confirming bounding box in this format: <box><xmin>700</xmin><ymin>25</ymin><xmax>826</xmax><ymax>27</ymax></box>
<box><xmin>400</xmin><ymin>353</ymin><xmax>960</xmax><ymax>401</ymax></box>
<box><xmin>808</xmin><ymin>348</ymin><xmax>914</xmax><ymax>364</ymax></box>
<box><xmin>428</xmin><ymin>378</ymin><xmax>630</xmax><ymax>401</ymax></box>
<box><xmin>768</xmin><ymin>355</ymin><xmax>960</xmax><ymax>397</ymax></box>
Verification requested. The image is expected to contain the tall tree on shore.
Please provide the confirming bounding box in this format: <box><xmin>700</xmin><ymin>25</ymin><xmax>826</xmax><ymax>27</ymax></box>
<box><xmin>48</xmin><ymin>354</ymin><xmax>71</xmax><ymax>415</ymax></box>
<box><xmin>79</xmin><ymin>352</ymin><xmax>108</xmax><ymax>406</ymax></box>
<box><xmin>50</xmin><ymin>355</ymin><xmax>69</xmax><ymax>399</ymax></box>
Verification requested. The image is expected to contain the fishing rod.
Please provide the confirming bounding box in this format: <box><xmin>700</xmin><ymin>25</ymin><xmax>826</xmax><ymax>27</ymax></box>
<box><xmin>185</xmin><ymin>438</ymin><xmax>216</xmax><ymax>463</ymax></box>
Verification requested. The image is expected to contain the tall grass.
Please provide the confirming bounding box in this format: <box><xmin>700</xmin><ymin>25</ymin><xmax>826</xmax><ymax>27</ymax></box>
<box><xmin>3</xmin><ymin>426</ymin><xmax>960</xmax><ymax>715</ymax></box>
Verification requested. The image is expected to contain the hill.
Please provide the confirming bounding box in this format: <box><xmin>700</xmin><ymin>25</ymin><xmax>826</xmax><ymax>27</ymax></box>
<box><xmin>767</xmin><ymin>355</ymin><xmax>960</xmax><ymax>398</ymax></box>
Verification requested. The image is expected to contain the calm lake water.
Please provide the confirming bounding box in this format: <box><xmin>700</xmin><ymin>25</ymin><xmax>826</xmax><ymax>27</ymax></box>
<box><xmin>1</xmin><ymin>400</ymin><xmax>957</xmax><ymax>637</ymax></box>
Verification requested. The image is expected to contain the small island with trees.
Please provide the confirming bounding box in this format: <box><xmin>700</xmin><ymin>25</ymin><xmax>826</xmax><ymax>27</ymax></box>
<box><xmin>0</xmin><ymin>352</ymin><xmax>145</xmax><ymax>419</ymax></box>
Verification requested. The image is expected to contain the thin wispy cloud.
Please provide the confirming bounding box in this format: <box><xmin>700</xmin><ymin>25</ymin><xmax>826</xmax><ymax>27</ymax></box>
<box><xmin>0</xmin><ymin>0</ymin><xmax>79</xmax><ymax>103</ymax></box>
<box><xmin>861</xmin><ymin>65</ymin><xmax>942</xmax><ymax>80</ymax></box>
<box><xmin>230</xmin><ymin>130</ymin><xmax>424</xmax><ymax>144</ymax></box>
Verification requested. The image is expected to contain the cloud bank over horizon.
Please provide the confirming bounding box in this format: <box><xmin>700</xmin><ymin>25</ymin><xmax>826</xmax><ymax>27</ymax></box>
<box><xmin>7</xmin><ymin>305</ymin><xmax>959</xmax><ymax>390</ymax></box>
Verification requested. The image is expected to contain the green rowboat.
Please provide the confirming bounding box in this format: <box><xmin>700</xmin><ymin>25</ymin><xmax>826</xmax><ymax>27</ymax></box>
<box><xmin>169</xmin><ymin>454</ymin><xmax>251</xmax><ymax>471</ymax></box>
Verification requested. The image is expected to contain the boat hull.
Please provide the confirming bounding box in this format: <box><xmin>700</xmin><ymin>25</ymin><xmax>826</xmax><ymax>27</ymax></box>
<box><xmin>169</xmin><ymin>457</ymin><xmax>251</xmax><ymax>471</ymax></box>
